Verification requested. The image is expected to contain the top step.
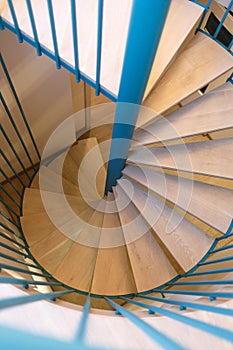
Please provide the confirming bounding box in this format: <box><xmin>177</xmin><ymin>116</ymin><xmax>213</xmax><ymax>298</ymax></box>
<box><xmin>2</xmin><ymin>0</ymin><xmax>203</xmax><ymax>97</ymax></box>
<box><xmin>141</xmin><ymin>32</ymin><xmax>233</xmax><ymax>126</ymax></box>
<box><xmin>144</xmin><ymin>0</ymin><xmax>204</xmax><ymax>99</ymax></box>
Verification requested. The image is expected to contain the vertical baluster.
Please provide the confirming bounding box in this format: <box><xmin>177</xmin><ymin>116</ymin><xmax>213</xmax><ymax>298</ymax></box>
<box><xmin>75</xmin><ymin>295</ymin><xmax>90</xmax><ymax>342</ymax></box>
<box><xmin>0</xmin><ymin>211</ymin><xmax>19</xmax><ymax>228</ymax></box>
<box><xmin>26</xmin><ymin>0</ymin><xmax>41</xmax><ymax>56</ymax></box>
<box><xmin>0</xmin><ymin>168</ymin><xmax>22</xmax><ymax>197</ymax></box>
<box><xmin>0</xmin><ymin>54</ymin><xmax>41</xmax><ymax>161</ymax></box>
<box><xmin>213</xmin><ymin>0</ymin><xmax>233</xmax><ymax>39</ymax></box>
<box><xmin>0</xmin><ymin>93</ymin><xmax>36</xmax><ymax>171</ymax></box>
<box><xmin>0</xmin><ymin>184</ymin><xmax>21</xmax><ymax>208</ymax></box>
<box><xmin>47</xmin><ymin>0</ymin><xmax>61</xmax><ymax>69</ymax></box>
<box><xmin>70</xmin><ymin>0</ymin><xmax>80</xmax><ymax>82</ymax></box>
<box><xmin>1</xmin><ymin>150</ymin><xmax>26</xmax><ymax>188</ymax></box>
<box><xmin>95</xmin><ymin>0</ymin><xmax>104</xmax><ymax>96</ymax></box>
<box><xmin>1</xmin><ymin>126</ymin><xmax>31</xmax><ymax>181</ymax></box>
<box><xmin>0</xmin><ymin>16</ymin><xmax>4</xmax><ymax>30</ymax></box>
<box><xmin>7</xmin><ymin>0</ymin><xmax>23</xmax><ymax>43</ymax></box>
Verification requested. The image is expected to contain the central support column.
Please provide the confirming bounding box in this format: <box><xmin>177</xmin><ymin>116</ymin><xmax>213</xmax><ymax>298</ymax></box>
<box><xmin>105</xmin><ymin>0</ymin><xmax>171</xmax><ymax>194</ymax></box>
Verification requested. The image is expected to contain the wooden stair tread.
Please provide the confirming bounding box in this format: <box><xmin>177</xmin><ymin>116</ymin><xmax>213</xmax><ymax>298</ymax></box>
<box><xmin>144</xmin><ymin>0</ymin><xmax>203</xmax><ymax>98</ymax></box>
<box><xmin>117</xmin><ymin>177</ymin><xmax>214</xmax><ymax>272</ymax></box>
<box><xmin>123</xmin><ymin>165</ymin><xmax>233</xmax><ymax>234</ymax></box>
<box><xmin>49</xmin><ymin>152</ymin><xmax>79</xmax><ymax>186</ymax></box>
<box><xmin>128</xmin><ymin>138</ymin><xmax>233</xmax><ymax>180</ymax></box>
<box><xmin>31</xmin><ymin>166</ymin><xmax>81</xmax><ymax>196</ymax></box>
<box><xmin>134</xmin><ymin>82</ymin><xmax>233</xmax><ymax>146</ymax></box>
<box><xmin>30</xmin><ymin>229</ymin><xmax>73</xmax><ymax>275</ymax></box>
<box><xmin>91</xmin><ymin>193</ymin><xmax>136</xmax><ymax>295</ymax></box>
<box><xmin>54</xmin><ymin>206</ymin><xmax>105</xmax><ymax>292</ymax></box>
<box><xmin>23</xmin><ymin>188</ymin><xmax>89</xmax><ymax>215</ymax></box>
<box><xmin>69</xmin><ymin>137</ymin><xmax>106</xmax><ymax>198</ymax></box>
<box><xmin>114</xmin><ymin>185</ymin><xmax>176</xmax><ymax>291</ymax></box>
<box><xmin>141</xmin><ymin>33</ymin><xmax>233</xmax><ymax>124</ymax></box>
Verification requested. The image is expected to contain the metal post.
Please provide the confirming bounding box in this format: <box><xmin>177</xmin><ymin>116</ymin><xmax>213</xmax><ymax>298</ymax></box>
<box><xmin>105</xmin><ymin>0</ymin><xmax>171</xmax><ymax>193</ymax></box>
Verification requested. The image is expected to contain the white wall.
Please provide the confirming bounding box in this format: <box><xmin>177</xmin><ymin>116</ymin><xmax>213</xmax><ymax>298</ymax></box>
<box><xmin>1</xmin><ymin>29</ymin><xmax>74</xmax><ymax>175</ymax></box>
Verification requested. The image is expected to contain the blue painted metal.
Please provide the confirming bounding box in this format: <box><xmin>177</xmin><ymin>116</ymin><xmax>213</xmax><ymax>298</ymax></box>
<box><xmin>1</xmin><ymin>125</ymin><xmax>31</xmax><ymax>181</ymax></box>
<box><xmin>105</xmin><ymin>297</ymin><xmax>186</xmax><ymax>350</ymax></box>
<box><xmin>0</xmin><ymin>211</ymin><xmax>18</xmax><ymax>228</ymax></box>
<box><xmin>0</xmin><ymin>198</ymin><xmax>20</xmax><ymax>219</ymax></box>
<box><xmin>0</xmin><ymin>289</ymin><xmax>74</xmax><ymax>310</ymax></box>
<box><xmin>185</xmin><ymin>267</ymin><xmax>233</xmax><ymax>277</ymax></box>
<box><xmin>7</xmin><ymin>0</ymin><xmax>23</xmax><ymax>42</ymax></box>
<box><xmin>121</xmin><ymin>297</ymin><xmax>233</xmax><ymax>343</ymax></box>
<box><xmin>1</xmin><ymin>19</ymin><xmax>117</xmax><ymax>101</ymax></box>
<box><xmin>199</xmin><ymin>256</ymin><xmax>233</xmax><ymax>266</ymax></box>
<box><xmin>0</xmin><ymin>325</ymin><xmax>107</xmax><ymax>350</ymax></box>
<box><xmin>129</xmin><ymin>295</ymin><xmax>233</xmax><ymax>317</ymax></box>
<box><xmin>213</xmin><ymin>0</ymin><xmax>233</xmax><ymax>39</ymax></box>
<box><xmin>0</xmin><ymin>53</ymin><xmax>41</xmax><ymax>160</ymax></box>
<box><xmin>152</xmin><ymin>289</ymin><xmax>233</xmax><ymax>299</ymax></box>
<box><xmin>194</xmin><ymin>0</ymin><xmax>213</xmax><ymax>32</ymax></box>
<box><xmin>0</xmin><ymin>92</ymin><xmax>36</xmax><ymax>170</ymax></box>
<box><xmin>47</xmin><ymin>0</ymin><xmax>61</xmax><ymax>69</ymax></box>
<box><xmin>198</xmin><ymin>29</ymin><xmax>233</xmax><ymax>55</ymax></box>
<box><xmin>210</xmin><ymin>244</ymin><xmax>233</xmax><ymax>255</ymax></box>
<box><xmin>0</xmin><ymin>168</ymin><xmax>22</xmax><ymax>197</ymax></box>
<box><xmin>1</xmin><ymin>150</ymin><xmax>26</xmax><ymax>187</ymax></box>
<box><xmin>0</xmin><ymin>251</ymin><xmax>38</xmax><ymax>269</ymax></box>
<box><xmin>0</xmin><ymin>233</ymin><xmax>25</xmax><ymax>248</ymax></box>
<box><xmin>70</xmin><ymin>0</ymin><xmax>80</xmax><ymax>82</ymax></box>
<box><xmin>0</xmin><ymin>241</ymin><xmax>28</xmax><ymax>258</ymax></box>
<box><xmin>95</xmin><ymin>0</ymin><xmax>104</xmax><ymax>96</ymax></box>
<box><xmin>168</xmin><ymin>280</ymin><xmax>233</xmax><ymax>286</ymax></box>
<box><xmin>0</xmin><ymin>263</ymin><xmax>49</xmax><ymax>278</ymax></box>
<box><xmin>0</xmin><ymin>184</ymin><xmax>21</xmax><ymax>208</ymax></box>
<box><xmin>228</xmin><ymin>38</ymin><xmax>233</xmax><ymax>51</ymax></box>
<box><xmin>0</xmin><ymin>222</ymin><xmax>22</xmax><ymax>240</ymax></box>
<box><xmin>0</xmin><ymin>16</ymin><xmax>4</xmax><ymax>30</ymax></box>
<box><xmin>225</xmin><ymin>219</ymin><xmax>233</xmax><ymax>236</ymax></box>
<box><xmin>0</xmin><ymin>276</ymin><xmax>61</xmax><ymax>287</ymax></box>
<box><xmin>105</xmin><ymin>0</ymin><xmax>171</xmax><ymax>192</ymax></box>
<box><xmin>76</xmin><ymin>295</ymin><xmax>90</xmax><ymax>342</ymax></box>
<box><xmin>26</xmin><ymin>0</ymin><xmax>41</xmax><ymax>56</ymax></box>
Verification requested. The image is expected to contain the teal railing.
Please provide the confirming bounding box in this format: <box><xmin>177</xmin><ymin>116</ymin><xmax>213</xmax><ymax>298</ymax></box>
<box><xmin>1</xmin><ymin>1</ymin><xmax>233</xmax><ymax>349</ymax></box>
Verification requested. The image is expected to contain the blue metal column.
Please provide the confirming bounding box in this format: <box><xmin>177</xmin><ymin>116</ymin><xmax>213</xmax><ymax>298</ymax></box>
<box><xmin>105</xmin><ymin>0</ymin><xmax>171</xmax><ymax>193</ymax></box>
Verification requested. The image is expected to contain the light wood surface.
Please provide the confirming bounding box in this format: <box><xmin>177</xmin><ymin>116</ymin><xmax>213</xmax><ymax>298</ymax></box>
<box><xmin>142</xmin><ymin>33</ymin><xmax>233</xmax><ymax>125</ymax></box>
<box><xmin>91</xmin><ymin>194</ymin><xmax>136</xmax><ymax>295</ymax></box>
<box><xmin>54</xmin><ymin>205</ymin><xmax>105</xmax><ymax>292</ymax></box>
<box><xmin>128</xmin><ymin>138</ymin><xmax>233</xmax><ymax>180</ymax></box>
<box><xmin>117</xmin><ymin>178</ymin><xmax>214</xmax><ymax>272</ymax></box>
<box><xmin>123</xmin><ymin>165</ymin><xmax>233</xmax><ymax>234</ymax></box>
<box><xmin>114</xmin><ymin>185</ymin><xmax>176</xmax><ymax>291</ymax></box>
<box><xmin>134</xmin><ymin>82</ymin><xmax>233</xmax><ymax>146</ymax></box>
<box><xmin>144</xmin><ymin>0</ymin><xmax>203</xmax><ymax>99</ymax></box>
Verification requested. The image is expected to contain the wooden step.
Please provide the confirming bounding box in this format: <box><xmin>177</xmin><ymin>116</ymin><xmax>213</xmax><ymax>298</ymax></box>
<box><xmin>117</xmin><ymin>177</ymin><xmax>214</xmax><ymax>273</ymax></box>
<box><xmin>144</xmin><ymin>0</ymin><xmax>204</xmax><ymax>98</ymax></box>
<box><xmin>20</xmin><ymin>205</ymin><xmax>94</xmax><ymax>247</ymax></box>
<box><xmin>69</xmin><ymin>138</ymin><xmax>106</xmax><ymax>198</ymax></box>
<box><xmin>113</xmin><ymin>185</ymin><xmax>176</xmax><ymax>291</ymax></box>
<box><xmin>128</xmin><ymin>138</ymin><xmax>233</xmax><ymax>181</ymax></box>
<box><xmin>134</xmin><ymin>82</ymin><xmax>233</xmax><ymax>146</ymax></box>
<box><xmin>31</xmin><ymin>166</ymin><xmax>80</xmax><ymax>196</ymax></box>
<box><xmin>140</xmin><ymin>33</ymin><xmax>233</xmax><ymax>126</ymax></box>
<box><xmin>123</xmin><ymin>165</ymin><xmax>233</xmax><ymax>234</ymax></box>
<box><xmin>91</xmin><ymin>193</ymin><xmax>137</xmax><ymax>295</ymax></box>
<box><xmin>23</xmin><ymin>188</ymin><xmax>89</xmax><ymax>216</ymax></box>
<box><xmin>29</xmin><ymin>229</ymin><xmax>73</xmax><ymax>275</ymax></box>
<box><xmin>54</xmin><ymin>204</ymin><xmax>105</xmax><ymax>292</ymax></box>
<box><xmin>48</xmin><ymin>152</ymin><xmax>79</xmax><ymax>186</ymax></box>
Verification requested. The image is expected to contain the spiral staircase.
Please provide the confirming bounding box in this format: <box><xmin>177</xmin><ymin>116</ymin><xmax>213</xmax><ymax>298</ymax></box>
<box><xmin>1</xmin><ymin>0</ymin><xmax>233</xmax><ymax>349</ymax></box>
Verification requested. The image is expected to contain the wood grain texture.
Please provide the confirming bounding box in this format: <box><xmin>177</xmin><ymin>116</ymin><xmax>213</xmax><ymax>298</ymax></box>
<box><xmin>134</xmin><ymin>82</ymin><xmax>233</xmax><ymax>146</ymax></box>
<box><xmin>128</xmin><ymin>138</ymin><xmax>233</xmax><ymax>180</ymax></box>
<box><xmin>118</xmin><ymin>178</ymin><xmax>214</xmax><ymax>273</ymax></box>
<box><xmin>123</xmin><ymin>165</ymin><xmax>233</xmax><ymax>234</ymax></box>
<box><xmin>142</xmin><ymin>33</ymin><xmax>233</xmax><ymax>125</ymax></box>
<box><xmin>144</xmin><ymin>0</ymin><xmax>203</xmax><ymax>98</ymax></box>
<box><xmin>114</xmin><ymin>185</ymin><xmax>176</xmax><ymax>291</ymax></box>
